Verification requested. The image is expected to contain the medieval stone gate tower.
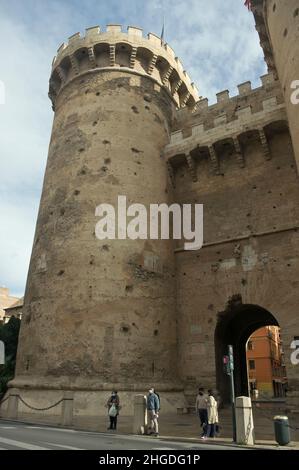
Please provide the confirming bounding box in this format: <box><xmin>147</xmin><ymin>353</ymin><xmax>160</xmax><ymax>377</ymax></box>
<box><xmin>3</xmin><ymin>0</ymin><xmax>299</xmax><ymax>421</ymax></box>
<box><xmin>7</xmin><ymin>25</ymin><xmax>198</xmax><ymax>415</ymax></box>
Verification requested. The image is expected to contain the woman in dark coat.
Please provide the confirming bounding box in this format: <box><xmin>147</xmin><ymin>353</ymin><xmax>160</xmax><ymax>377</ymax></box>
<box><xmin>107</xmin><ymin>391</ymin><xmax>120</xmax><ymax>430</ymax></box>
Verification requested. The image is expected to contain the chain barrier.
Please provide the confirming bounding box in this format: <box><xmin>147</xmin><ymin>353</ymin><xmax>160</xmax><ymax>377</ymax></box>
<box><xmin>253</xmin><ymin>404</ymin><xmax>299</xmax><ymax>431</ymax></box>
<box><xmin>16</xmin><ymin>395</ymin><xmax>65</xmax><ymax>411</ymax></box>
<box><xmin>0</xmin><ymin>394</ymin><xmax>66</xmax><ymax>411</ymax></box>
<box><xmin>0</xmin><ymin>396</ymin><xmax>9</xmax><ymax>406</ymax></box>
<box><xmin>244</xmin><ymin>408</ymin><xmax>252</xmax><ymax>444</ymax></box>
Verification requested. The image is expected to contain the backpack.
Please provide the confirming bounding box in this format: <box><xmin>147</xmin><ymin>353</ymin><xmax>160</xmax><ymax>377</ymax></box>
<box><xmin>155</xmin><ymin>392</ymin><xmax>161</xmax><ymax>411</ymax></box>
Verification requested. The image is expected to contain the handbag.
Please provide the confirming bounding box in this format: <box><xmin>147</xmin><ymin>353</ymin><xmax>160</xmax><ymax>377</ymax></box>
<box><xmin>108</xmin><ymin>404</ymin><xmax>118</xmax><ymax>417</ymax></box>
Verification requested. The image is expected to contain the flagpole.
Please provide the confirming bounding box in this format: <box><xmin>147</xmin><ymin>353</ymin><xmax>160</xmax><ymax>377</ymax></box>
<box><xmin>161</xmin><ymin>0</ymin><xmax>165</xmax><ymax>44</ymax></box>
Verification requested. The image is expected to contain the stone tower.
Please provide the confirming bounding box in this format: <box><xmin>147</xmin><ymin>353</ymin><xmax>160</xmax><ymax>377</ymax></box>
<box><xmin>3</xmin><ymin>5</ymin><xmax>298</xmax><ymax>425</ymax></box>
<box><xmin>253</xmin><ymin>0</ymin><xmax>299</xmax><ymax>168</ymax></box>
<box><xmin>10</xmin><ymin>25</ymin><xmax>198</xmax><ymax>415</ymax></box>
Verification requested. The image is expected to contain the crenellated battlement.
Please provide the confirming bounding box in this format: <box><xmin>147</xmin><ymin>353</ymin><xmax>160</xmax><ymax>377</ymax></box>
<box><xmin>173</xmin><ymin>72</ymin><xmax>281</xmax><ymax>127</ymax></box>
<box><xmin>169</xmin><ymin>73</ymin><xmax>284</xmax><ymax>139</ymax></box>
<box><xmin>49</xmin><ymin>24</ymin><xmax>199</xmax><ymax>110</ymax></box>
<box><xmin>165</xmin><ymin>72</ymin><xmax>289</xmax><ymax>185</ymax></box>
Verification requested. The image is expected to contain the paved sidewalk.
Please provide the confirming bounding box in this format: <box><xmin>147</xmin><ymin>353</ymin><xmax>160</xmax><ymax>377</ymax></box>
<box><xmin>1</xmin><ymin>411</ymin><xmax>298</xmax><ymax>450</ymax></box>
<box><xmin>152</xmin><ymin>434</ymin><xmax>299</xmax><ymax>450</ymax></box>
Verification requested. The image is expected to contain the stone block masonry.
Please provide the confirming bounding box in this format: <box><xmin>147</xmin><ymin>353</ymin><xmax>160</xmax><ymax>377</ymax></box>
<box><xmin>3</xmin><ymin>4</ymin><xmax>299</xmax><ymax>422</ymax></box>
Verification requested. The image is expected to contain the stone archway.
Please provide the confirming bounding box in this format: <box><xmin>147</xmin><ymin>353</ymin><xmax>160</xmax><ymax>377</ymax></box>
<box><xmin>214</xmin><ymin>295</ymin><xmax>279</xmax><ymax>404</ymax></box>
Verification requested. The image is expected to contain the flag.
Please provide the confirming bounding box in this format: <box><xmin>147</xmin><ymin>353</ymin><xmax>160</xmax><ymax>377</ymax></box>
<box><xmin>244</xmin><ymin>0</ymin><xmax>252</xmax><ymax>10</ymax></box>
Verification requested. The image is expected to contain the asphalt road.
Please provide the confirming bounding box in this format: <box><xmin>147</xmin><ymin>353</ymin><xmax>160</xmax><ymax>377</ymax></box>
<box><xmin>0</xmin><ymin>420</ymin><xmax>243</xmax><ymax>450</ymax></box>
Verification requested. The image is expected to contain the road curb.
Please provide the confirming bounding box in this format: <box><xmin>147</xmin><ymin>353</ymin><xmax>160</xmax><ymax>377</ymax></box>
<box><xmin>0</xmin><ymin>417</ymin><xmax>297</xmax><ymax>450</ymax></box>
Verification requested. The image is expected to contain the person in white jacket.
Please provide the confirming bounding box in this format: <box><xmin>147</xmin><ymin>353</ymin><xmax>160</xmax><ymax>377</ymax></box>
<box><xmin>201</xmin><ymin>389</ymin><xmax>218</xmax><ymax>439</ymax></box>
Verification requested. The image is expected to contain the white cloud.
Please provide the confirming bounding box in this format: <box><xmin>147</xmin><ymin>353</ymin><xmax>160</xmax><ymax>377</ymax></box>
<box><xmin>0</xmin><ymin>0</ymin><xmax>97</xmax><ymax>296</ymax></box>
<box><xmin>144</xmin><ymin>0</ymin><xmax>266</xmax><ymax>100</ymax></box>
<box><xmin>0</xmin><ymin>18</ymin><xmax>50</xmax><ymax>296</ymax></box>
<box><xmin>0</xmin><ymin>198</ymin><xmax>37</xmax><ymax>297</ymax></box>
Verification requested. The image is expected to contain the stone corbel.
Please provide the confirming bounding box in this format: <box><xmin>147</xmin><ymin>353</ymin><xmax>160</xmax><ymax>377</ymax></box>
<box><xmin>233</xmin><ymin>137</ymin><xmax>245</xmax><ymax>168</ymax></box>
<box><xmin>88</xmin><ymin>47</ymin><xmax>96</xmax><ymax>68</ymax></box>
<box><xmin>56</xmin><ymin>66</ymin><xmax>66</xmax><ymax>85</ymax></box>
<box><xmin>109</xmin><ymin>45</ymin><xmax>116</xmax><ymax>66</ymax></box>
<box><xmin>181</xmin><ymin>91</ymin><xmax>191</xmax><ymax>107</ymax></box>
<box><xmin>173</xmin><ymin>79</ymin><xmax>183</xmax><ymax>95</ymax></box>
<box><xmin>208</xmin><ymin>145</ymin><xmax>220</xmax><ymax>175</ymax></box>
<box><xmin>148</xmin><ymin>53</ymin><xmax>158</xmax><ymax>75</ymax></box>
<box><xmin>258</xmin><ymin>128</ymin><xmax>271</xmax><ymax>160</ymax></box>
<box><xmin>130</xmin><ymin>47</ymin><xmax>137</xmax><ymax>69</ymax></box>
<box><xmin>167</xmin><ymin>161</ymin><xmax>175</xmax><ymax>188</ymax></box>
<box><xmin>186</xmin><ymin>153</ymin><xmax>198</xmax><ymax>182</ymax></box>
<box><xmin>69</xmin><ymin>54</ymin><xmax>80</xmax><ymax>75</ymax></box>
<box><xmin>162</xmin><ymin>65</ymin><xmax>174</xmax><ymax>85</ymax></box>
<box><xmin>49</xmin><ymin>80</ymin><xmax>59</xmax><ymax>95</ymax></box>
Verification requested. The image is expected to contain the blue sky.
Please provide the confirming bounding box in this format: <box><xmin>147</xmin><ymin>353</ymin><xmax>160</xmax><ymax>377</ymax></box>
<box><xmin>0</xmin><ymin>0</ymin><xmax>266</xmax><ymax>297</ymax></box>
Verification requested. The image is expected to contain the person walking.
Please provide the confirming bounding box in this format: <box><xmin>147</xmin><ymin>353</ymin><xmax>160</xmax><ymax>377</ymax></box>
<box><xmin>106</xmin><ymin>391</ymin><xmax>120</xmax><ymax>430</ymax></box>
<box><xmin>195</xmin><ymin>388</ymin><xmax>208</xmax><ymax>436</ymax></box>
<box><xmin>201</xmin><ymin>389</ymin><xmax>218</xmax><ymax>439</ymax></box>
<box><xmin>146</xmin><ymin>387</ymin><xmax>160</xmax><ymax>436</ymax></box>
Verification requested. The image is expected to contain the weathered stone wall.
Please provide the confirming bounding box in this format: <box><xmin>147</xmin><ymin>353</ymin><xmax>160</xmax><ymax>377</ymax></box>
<box><xmin>174</xmin><ymin>128</ymin><xmax>299</xmax><ymax>398</ymax></box>
<box><xmin>14</xmin><ymin>68</ymin><xmax>181</xmax><ymax>392</ymax></box>
<box><xmin>9</xmin><ymin>25</ymin><xmax>199</xmax><ymax>416</ymax></box>
<box><xmin>8</xmin><ymin>15</ymin><xmax>299</xmax><ymax>417</ymax></box>
<box><xmin>167</xmin><ymin>73</ymin><xmax>299</xmax><ymax>404</ymax></box>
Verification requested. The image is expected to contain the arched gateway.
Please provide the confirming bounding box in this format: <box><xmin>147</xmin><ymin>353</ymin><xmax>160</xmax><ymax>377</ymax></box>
<box><xmin>215</xmin><ymin>296</ymin><xmax>280</xmax><ymax>404</ymax></box>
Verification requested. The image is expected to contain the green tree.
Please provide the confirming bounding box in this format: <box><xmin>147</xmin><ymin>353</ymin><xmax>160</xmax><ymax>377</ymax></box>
<box><xmin>0</xmin><ymin>317</ymin><xmax>21</xmax><ymax>397</ymax></box>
